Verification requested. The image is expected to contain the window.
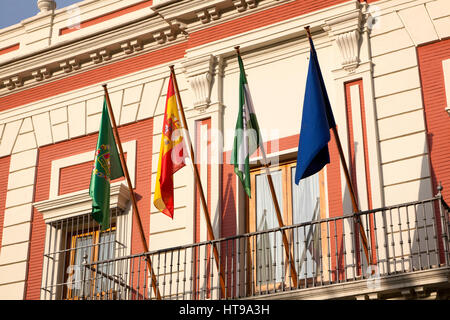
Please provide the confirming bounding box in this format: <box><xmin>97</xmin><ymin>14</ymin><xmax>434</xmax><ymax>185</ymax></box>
<box><xmin>36</xmin><ymin>183</ymin><xmax>132</xmax><ymax>300</ymax></box>
<box><xmin>248</xmin><ymin>161</ymin><xmax>326</xmax><ymax>289</ymax></box>
<box><xmin>66</xmin><ymin>226</ymin><xmax>117</xmax><ymax>300</ymax></box>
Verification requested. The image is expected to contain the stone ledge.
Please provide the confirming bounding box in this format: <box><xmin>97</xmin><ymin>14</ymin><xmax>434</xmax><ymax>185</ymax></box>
<box><xmin>244</xmin><ymin>267</ymin><xmax>450</xmax><ymax>300</ymax></box>
<box><xmin>33</xmin><ymin>182</ymin><xmax>130</xmax><ymax>223</ymax></box>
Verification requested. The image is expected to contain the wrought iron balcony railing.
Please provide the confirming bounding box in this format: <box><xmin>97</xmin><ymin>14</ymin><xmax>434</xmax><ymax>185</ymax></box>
<box><xmin>41</xmin><ymin>193</ymin><xmax>450</xmax><ymax>300</ymax></box>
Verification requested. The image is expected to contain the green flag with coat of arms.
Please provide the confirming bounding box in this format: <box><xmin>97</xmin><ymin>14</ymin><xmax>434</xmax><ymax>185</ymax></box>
<box><xmin>89</xmin><ymin>98</ymin><xmax>124</xmax><ymax>230</ymax></box>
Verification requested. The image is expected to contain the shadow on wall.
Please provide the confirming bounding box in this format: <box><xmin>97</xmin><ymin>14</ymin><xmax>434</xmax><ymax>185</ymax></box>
<box><xmin>380</xmin><ymin>141</ymin><xmax>444</xmax><ymax>276</ymax></box>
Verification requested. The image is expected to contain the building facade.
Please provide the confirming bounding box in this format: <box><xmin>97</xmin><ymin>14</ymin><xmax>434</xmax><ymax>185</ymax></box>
<box><xmin>0</xmin><ymin>0</ymin><xmax>449</xmax><ymax>300</ymax></box>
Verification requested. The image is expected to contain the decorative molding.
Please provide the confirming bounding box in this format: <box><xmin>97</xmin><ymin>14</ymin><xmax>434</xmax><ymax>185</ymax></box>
<box><xmin>152</xmin><ymin>31</ymin><xmax>166</xmax><ymax>44</ymax></box>
<box><xmin>0</xmin><ymin>0</ymin><xmax>285</xmax><ymax>92</ymax></box>
<box><xmin>164</xmin><ymin>29</ymin><xmax>177</xmax><ymax>42</ymax></box>
<box><xmin>246</xmin><ymin>0</ymin><xmax>258</xmax><ymax>9</ymax></box>
<box><xmin>121</xmin><ymin>39</ymin><xmax>143</xmax><ymax>54</ymax></box>
<box><xmin>336</xmin><ymin>30</ymin><xmax>361</xmax><ymax>72</ymax></box>
<box><xmin>152</xmin><ymin>0</ymin><xmax>180</xmax><ymax>7</ymax></box>
<box><xmin>89</xmin><ymin>48</ymin><xmax>112</xmax><ymax>65</ymax></box>
<box><xmin>233</xmin><ymin>0</ymin><xmax>247</xmax><ymax>12</ymax></box>
<box><xmin>207</xmin><ymin>7</ymin><xmax>220</xmax><ymax>20</ymax></box>
<box><xmin>196</xmin><ymin>7</ymin><xmax>220</xmax><ymax>24</ymax></box>
<box><xmin>170</xmin><ymin>19</ymin><xmax>188</xmax><ymax>33</ymax></box>
<box><xmin>90</xmin><ymin>52</ymin><xmax>102</xmax><ymax>64</ymax></box>
<box><xmin>323</xmin><ymin>8</ymin><xmax>362</xmax><ymax>73</ymax></box>
<box><xmin>121</xmin><ymin>41</ymin><xmax>133</xmax><ymax>54</ymax></box>
<box><xmin>150</xmin><ymin>23</ymin><xmax>185</xmax><ymax>45</ymax></box>
<box><xmin>33</xmin><ymin>182</ymin><xmax>130</xmax><ymax>223</ymax></box>
<box><xmin>182</xmin><ymin>55</ymin><xmax>215</xmax><ymax>111</ymax></box>
<box><xmin>99</xmin><ymin>49</ymin><xmax>112</xmax><ymax>61</ymax></box>
<box><xmin>233</xmin><ymin>0</ymin><xmax>258</xmax><ymax>12</ymax></box>
<box><xmin>60</xmin><ymin>59</ymin><xmax>80</xmax><ymax>73</ymax></box>
<box><xmin>3</xmin><ymin>79</ymin><xmax>15</xmax><ymax>90</ymax></box>
<box><xmin>0</xmin><ymin>0</ymin><xmax>360</xmax><ymax>93</ymax></box>
<box><xmin>3</xmin><ymin>76</ymin><xmax>23</xmax><ymax>90</ymax></box>
<box><xmin>31</xmin><ymin>68</ymin><xmax>51</xmax><ymax>81</ymax></box>
<box><xmin>130</xmin><ymin>39</ymin><xmax>143</xmax><ymax>52</ymax></box>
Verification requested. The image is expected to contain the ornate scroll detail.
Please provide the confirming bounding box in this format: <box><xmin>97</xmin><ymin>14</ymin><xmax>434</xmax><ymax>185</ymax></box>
<box><xmin>182</xmin><ymin>55</ymin><xmax>215</xmax><ymax>111</ymax></box>
<box><xmin>335</xmin><ymin>30</ymin><xmax>360</xmax><ymax>72</ymax></box>
<box><xmin>323</xmin><ymin>9</ymin><xmax>362</xmax><ymax>73</ymax></box>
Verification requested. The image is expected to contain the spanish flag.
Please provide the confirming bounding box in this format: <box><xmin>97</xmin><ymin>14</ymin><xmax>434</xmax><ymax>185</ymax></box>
<box><xmin>153</xmin><ymin>74</ymin><xmax>186</xmax><ymax>218</ymax></box>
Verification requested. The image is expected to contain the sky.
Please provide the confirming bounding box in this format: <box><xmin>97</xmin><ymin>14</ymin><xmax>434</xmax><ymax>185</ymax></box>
<box><xmin>0</xmin><ymin>0</ymin><xmax>83</xmax><ymax>30</ymax></box>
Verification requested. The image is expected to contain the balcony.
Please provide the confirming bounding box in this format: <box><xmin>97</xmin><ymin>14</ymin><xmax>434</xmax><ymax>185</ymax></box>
<box><xmin>40</xmin><ymin>190</ymin><xmax>450</xmax><ymax>300</ymax></box>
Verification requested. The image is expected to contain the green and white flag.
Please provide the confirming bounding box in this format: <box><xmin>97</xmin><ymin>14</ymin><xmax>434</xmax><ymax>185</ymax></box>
<box><xmin>89</xmin><ymin>98</ymin><xmax>124</xmax><ymax>230</ymax></box>
<box><xmin>231</xmin><ymin>54</ymin><xmax>263</xmax><ymax>197</ymax></box>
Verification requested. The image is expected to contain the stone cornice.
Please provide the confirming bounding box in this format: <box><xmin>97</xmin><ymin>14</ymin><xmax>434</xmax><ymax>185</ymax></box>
<box><xmin>0</xmin><ymin>0</ymin><xmax>290</xmax><ymax>95</ymax></box>
<box><xmin>0</xmin><ymin>13</ymin><xmax>172</xmax><ymax>94</ymax></box>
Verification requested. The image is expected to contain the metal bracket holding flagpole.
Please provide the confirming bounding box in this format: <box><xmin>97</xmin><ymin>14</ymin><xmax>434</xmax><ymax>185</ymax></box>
<box><xmin>234</xmin><ymin>46</ymin><xmax>299</xmax><ymax>288</ymax></box>
<box><xmin>102</xmin><ymin>84</ymin><xmax>162</xmax><ymax>300</ymax></box>
<box><xmin>169</xmin><ymin>65</ymin><xmax>227</xmax><ymax>298</ymax></box>
<box><xmin>304</xmin><ymin>26</ymin><xmax>373</xmax><ymax>267</ymax></box>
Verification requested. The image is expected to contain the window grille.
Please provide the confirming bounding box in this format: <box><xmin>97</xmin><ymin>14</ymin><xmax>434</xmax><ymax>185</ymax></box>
<box><xmin>41</xmin><ymin>208</ymin><xmax>129</xmax><ymax>300</ymax></box>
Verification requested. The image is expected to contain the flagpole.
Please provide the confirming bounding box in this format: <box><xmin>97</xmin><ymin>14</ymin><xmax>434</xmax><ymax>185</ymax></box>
<box><xmin>168</xmin><ymin>65</ymin><xmax>227</xmax><ymax>298</ymax></box>
<box><xmin>102</xmin><ymin>84</ymin><xmax>162</xmax><ymax>300</ymax></box>
<box><xmin>234</xmin><ymin>46</ymin><xmax>299</xmax><ymax>288</ymax></box>
<box><xmin>304</xmin><ymin>26</ymin><xmax>372</xmax><ymax>267</ymax></box>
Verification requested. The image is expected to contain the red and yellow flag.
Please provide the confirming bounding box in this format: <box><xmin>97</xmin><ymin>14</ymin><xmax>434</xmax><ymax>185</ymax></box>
<box><xmin>153</xmin><ymin>74</ymin><xmax>186</xmax><ymax>218</ymax></box>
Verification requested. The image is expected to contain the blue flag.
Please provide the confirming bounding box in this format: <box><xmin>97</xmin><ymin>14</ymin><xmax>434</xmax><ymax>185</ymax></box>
<box><xmin>295</xmin><ymin>37</ymin><xmax>336</xmax><ymax>185</ymax></box>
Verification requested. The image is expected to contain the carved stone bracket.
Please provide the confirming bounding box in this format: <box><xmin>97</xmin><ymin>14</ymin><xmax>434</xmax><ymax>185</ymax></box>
<box><xmin>60</xmin><ymin>59</ymin><xmax>80</xmax><ymax>73</ymax></box>
<box><xmin>182</xmin><ymin>55</ymin><xmax>215</xmax><ymax>111</ymax></box>
<box><xmin>335</xmin><ymin>30</ymin><xmax>360</xmax><ymax>72</ymax></box>
<box><xmin>121</xmin><ymin>39</ymin><xmax>143</xmax><ymax>54</ymax></box>
<box><xmin>90</xmin><ymin>49</ymin><xmax>112</xmax><ymax>64</ymax></box>
<box><xmin>233</xmin><ymin>0</ymin><xmax>258</xmax><ymax>12</ymax></box>
<box><xmin>152</xmin><ymin>31</ymin><xmax>166</xmax><ymax>44</ymax></box>
<box><xmin>32</xmin><ymin>67</ymin><xmax>51</xmax><ymax>81</ymax></box>
<box><xmin>2</xmin><ymin>79</ymin><xmax>14</xmax><ymax>90</ymax></box>
<box><xmin>3</xmin><ymin>76</ymin><xmax>23</xmax><ymax>90</ymax></box>
<box><xmin>196</xmin><ymin>7</ymin><xmax>220</xmax><ymax>24</ymax></box>
<box><xmin>90</xmin><ymin>52</ymin><xmax>102</xmax><ymax>64</ymax></box>
<box><xmin>99</xmin><ymin>49</ymin><xmax>111</xmax><ymax>61</ymax></box>
<box><xmin>323</xmin><ymin>9</ymin><xmax>362</xmax><ymax>73</ymax></box>
<box><xmin>151</xmin><ymin>21</ymin><xmax>186</xmax><ymax>45</ymax></box>
<box><xmin>170</xmin><ymin>19</ymin><xmax>187</xmax><ymax>34</ymax></box>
